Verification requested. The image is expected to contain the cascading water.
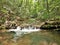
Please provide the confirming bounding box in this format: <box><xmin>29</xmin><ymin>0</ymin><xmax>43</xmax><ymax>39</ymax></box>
<box><xmin>7</xmin><ymin>26</ymin><xmax>41</xmax><ymax>42</ymax></box>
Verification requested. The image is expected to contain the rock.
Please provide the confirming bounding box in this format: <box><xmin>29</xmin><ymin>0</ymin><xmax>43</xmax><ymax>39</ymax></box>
<box><xmin>40</xmin><ymin>20</ymin><xmax>60</xmax><ymax>30</ymax></box>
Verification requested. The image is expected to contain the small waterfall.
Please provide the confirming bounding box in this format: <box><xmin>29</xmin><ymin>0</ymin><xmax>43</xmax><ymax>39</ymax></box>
<box><xmin>8</xmin><ymin>26</ymin><xmax>41</xmax><ymax>42</ymax></box>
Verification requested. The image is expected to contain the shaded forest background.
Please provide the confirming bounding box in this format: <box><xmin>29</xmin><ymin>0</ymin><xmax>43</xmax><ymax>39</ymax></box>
<box><xmin>0</xmin><ymin>0</ymin><xmax>60</xmax><ymax>25</ymax></box>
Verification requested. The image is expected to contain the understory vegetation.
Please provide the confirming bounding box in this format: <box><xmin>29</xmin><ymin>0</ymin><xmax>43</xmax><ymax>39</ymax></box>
<box><xmin>0</xmin><ymin>0</ymin><xmax>60</xmax><ymax>25</ymax></box>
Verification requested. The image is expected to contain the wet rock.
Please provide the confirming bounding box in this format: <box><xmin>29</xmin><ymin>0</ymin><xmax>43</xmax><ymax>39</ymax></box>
<box><xmin>40</xmin><ymin>20</ymin><xmax>60</xmax><ymax>30</ymax></box>
<box><xmin>4</xmin><ymin>21</ymin><xmax>17</xmax><ymax>29</ymax></box>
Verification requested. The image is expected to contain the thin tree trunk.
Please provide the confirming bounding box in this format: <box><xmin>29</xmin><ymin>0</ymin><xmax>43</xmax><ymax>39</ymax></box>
<box><xmin>46</xmin><ymin>0</ymin><xmax>49</xmax><ymax>13</ymax></box>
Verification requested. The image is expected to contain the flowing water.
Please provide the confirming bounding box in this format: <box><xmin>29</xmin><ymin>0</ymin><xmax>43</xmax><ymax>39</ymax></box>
<box><xmin>8</xmin><ymin>26</ymin><xmax>41</xmax><ymax>41</ymax></box>
<box><xmin>0</xmin><ymin>29</ymin><xmax>60</xmax><ymax>45</ymax></box>
<box><xmin>0</xmin><ymin>25</ymin><xmax>60</xmax><ymax>45</ymax></box>
<box><xmin>7</xmin><ymin>26</ymin><xmax>60</xmax><ymax>44</ymax></box>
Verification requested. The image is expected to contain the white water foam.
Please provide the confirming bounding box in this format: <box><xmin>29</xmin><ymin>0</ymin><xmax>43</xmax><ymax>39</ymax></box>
<box><xmin>7</xmin><ymin>26</ymin><xmax>41</xmax><ymax>42</ymax></box>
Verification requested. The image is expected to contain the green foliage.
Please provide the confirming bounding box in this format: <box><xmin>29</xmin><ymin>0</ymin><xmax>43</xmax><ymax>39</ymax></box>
<box><xmin>0</xmin><ymin>0</ymin><xmax>60</xmax><ymax>23</ymax></box>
